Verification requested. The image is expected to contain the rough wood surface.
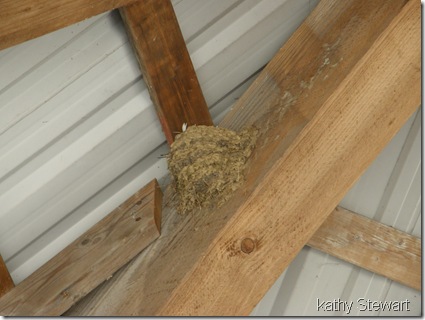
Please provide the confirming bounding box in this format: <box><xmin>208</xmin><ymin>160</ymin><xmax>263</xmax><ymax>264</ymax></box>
<box><xmin>66</xmin><ymin>0</ymin><xmax>420</xmax><ymax>316</ymax></box>
<box><xmin>0</xmin><ymin>0</ymin><xmax>143</xmax><ymax>51</ymax></box>
<box><xmin>120</xmin><ymin>0</ymin><xmax>213</xmax><ymax>145</ymax></box>
<box><xmin>0</xmin><ymin>255</ymin><xmax>14</xmax><ymax>298</ymax></box>
<box><xmin>308</xmin><ymin>207</ymin><xmax>421</xmax><ymax>291</ymax></box>
<box><xmin>0</xmin><ymin>179</ymin><xmax>162</xmax><ymax>316</ymax></box>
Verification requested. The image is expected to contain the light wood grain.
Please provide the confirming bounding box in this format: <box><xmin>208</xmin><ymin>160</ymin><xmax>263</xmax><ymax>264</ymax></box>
<box><xmin>308</xmin><ymin>207</ymin><xmax>421</xmax><ymax>291</ymax></box>
<box><xmin>158</xmin><ymin>1</ymin><xmax>419</xmax><ymax>314</ymax></box>
<box><xmin>0</xmin><ymin>0</ymin><xmax>142</xmax><ymax>51</ymax></box>
<box><xmin>66</xmin><ymin>0</ymin><xmax>420</xmax><ymax>315</ymax></box>
<box><xmin>0</xmin><ymin>255</ymin><xmax>14</xmax><ymax>298</ymax></box>
<box><xmin>120</xmin><ymin>0</ymin><xmax>213</xmax><ymax>144</ymax></box>
<box><xmin>0</xmin><ymin>179</ymin><xmax>162</xmax><ymax>316</ymax></box>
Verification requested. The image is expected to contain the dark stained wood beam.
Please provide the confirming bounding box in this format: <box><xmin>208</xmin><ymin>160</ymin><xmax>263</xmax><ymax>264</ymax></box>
<box><xmin>0</xmin><ymin>0</ymin><xmax>143</xmax><ymax>51</ymax></box>
<box><xmin>0</xmin><ymin>179</ymin><xmax>162</xmax><ymax>316</ymax></box>
<box><xmin>0</xmin><ymin>255</ymin><xmax>14</xmax><ymax>298</ymax></box>
<box><xmin>120</xmin><ymin>0</ymin><xmax>213</xmax><ymax>145</ymax></box>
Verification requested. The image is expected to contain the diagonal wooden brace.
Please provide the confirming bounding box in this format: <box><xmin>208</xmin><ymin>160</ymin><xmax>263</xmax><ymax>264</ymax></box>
<box><xmin>120</xmin><ymin>0</ymin><xmax>213</xmax><ymax>144</ymax></box>
<box><xmin>0</xmin><ymin>179</ymin><xmax>162</xmax><ymax>316</ymax></box>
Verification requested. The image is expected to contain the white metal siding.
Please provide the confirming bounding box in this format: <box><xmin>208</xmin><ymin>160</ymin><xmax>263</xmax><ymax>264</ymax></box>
<box><xmin>0</xmin><ymin>0</ymin><xmax>420</xmax><ymax>316</ymax></box>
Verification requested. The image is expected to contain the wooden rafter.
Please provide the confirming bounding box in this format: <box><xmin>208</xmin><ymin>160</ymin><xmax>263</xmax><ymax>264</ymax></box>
<box><xmin>308</xmin><ymin>207</ymin><xmax>421</xmax><ymax>291</ymax></box>
<box><xmin>0</xmin><ymin>0</ymin><xmax>420</xmax><ymax>316</ymax></box>
<box><xmin>0</xmin><ymin>179</ymin><xmax>162</xmax><ymax>316</ymax></box>
<box><xmin>0</xmin><ymin>0</ymin><xmax>144</xmax><ymax>51</ymax></box>
<box><xmin>66</xmin><ymin>0</ymin><xmax>420</xmax><ymax>316</ymax></box>
<box><xmin>120</xmin><ymin>0</ymin><xmax>213</xmax><ymax>144</ymax></box>
<box><xmin>118</xmin><ymin>0</ymin><xmax>421</xmax><ymax>293</ymax></box>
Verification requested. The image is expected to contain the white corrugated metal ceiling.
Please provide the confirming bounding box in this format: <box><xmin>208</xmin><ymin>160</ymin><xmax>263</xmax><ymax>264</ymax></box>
<box><xmin>0</xmin><ymin>0</ymin><xmax>420</xmax><ymax>316</ymax></box>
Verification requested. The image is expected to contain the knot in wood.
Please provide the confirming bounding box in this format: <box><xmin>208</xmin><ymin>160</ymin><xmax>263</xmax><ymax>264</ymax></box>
<box><xmin>241</xmin><ymin>238</ymin><xmax>256</xmax><ymax>254</ymax></box>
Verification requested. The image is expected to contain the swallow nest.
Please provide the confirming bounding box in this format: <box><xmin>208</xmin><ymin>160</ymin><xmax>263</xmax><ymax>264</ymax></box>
<box><xmin>167</xmin><ymin>125</ymin><xmax>258</xmax><ymax>214</ymax></box>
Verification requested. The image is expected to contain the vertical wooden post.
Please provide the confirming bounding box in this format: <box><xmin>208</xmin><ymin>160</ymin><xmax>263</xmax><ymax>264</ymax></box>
<box><xmin>120</xmin><ymin>0</ymin><xmax>213</xmax><ymax>145</ymax></box>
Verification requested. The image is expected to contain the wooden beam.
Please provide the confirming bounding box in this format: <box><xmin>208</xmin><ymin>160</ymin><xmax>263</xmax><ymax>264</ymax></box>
<box><xmin>0</xmin><ymin>0</ymin><xmax>142</xmax><ymax>51</ymax></box>
<box><xmin>66</xmin><ymin>0</ymin><xmax>420</xmax><ymax>316</ymax></box>
<box><xmin>120</xmin><ymin>0</ymin><xmax>213</xmax><ymax>145</ymax></box>
<box><xmin>119</xmin><ymin>0</ymin><xmax>421</xmax><ymax>293</ymax></box>
<box><xmin>155</xmin><ymin>0</ymin><xmax>419</xmax><ymax>313</ymax></box>
<box><xmin>0</xmin><ymin>255</ymin><xmax>14</xmax><ymax>298</ymax></box>
<box><xmin>0</xmin><ymin>179</ymin><xmax>162</xmax><ymax>316</ymax></box>
<box><xmin>308</xmin><ymin>207</ymin><xmax>421</xmax><ymax>291</ymax></box>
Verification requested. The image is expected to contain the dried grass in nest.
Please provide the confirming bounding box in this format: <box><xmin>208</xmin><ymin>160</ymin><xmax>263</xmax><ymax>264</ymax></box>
<box><xmin>167</xmin><ymin>125</ymin><xmax>258</xmax><ymax>214</ymax></box>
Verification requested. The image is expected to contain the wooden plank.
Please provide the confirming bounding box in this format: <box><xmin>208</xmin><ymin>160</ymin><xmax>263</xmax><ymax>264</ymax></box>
<box><xmin>155</xmin><ymin>0</ymin><xmax>419</xmax><ymax>313</ymax></box>
<box><xmin>0</xmin><ymin>179</ymin><xmax>162</xmax><ymax>316</ymax></box>
<box><xmin>66</xmin><ymin>0</ymin><xmax>420</xmax><ymax>316</ymax></box>
<box><xmin>308</xmin><ymin>207</ymin><xmax>421</xmax><ymax>291</ymax></box>
<box><xmin>0</xmin><ymin>255</ymin><xmax>14</xmax><ymax>298</ymax></box>
<box><xmin>0</xmin><ymin>0</ymin><xmax>142</xmax><ymax>51</ymax></box>
<box><xmin>120</xmin><ymin>0</ymin><xmax>213</xmax><ymax>145</ymax></box>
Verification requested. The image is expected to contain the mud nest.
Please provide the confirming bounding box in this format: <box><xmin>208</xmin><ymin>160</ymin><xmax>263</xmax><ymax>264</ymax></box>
<box><xmin>167</xmin><ymin>125</ymin><xmax>258</xmax><ymax>214</ymax></box>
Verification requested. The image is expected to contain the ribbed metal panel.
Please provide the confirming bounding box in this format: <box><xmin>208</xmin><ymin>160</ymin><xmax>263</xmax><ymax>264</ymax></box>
<box><xmin>0</xmin><ymin>0</ymin><xmax>420</xmax><ymax>316</ymax></box>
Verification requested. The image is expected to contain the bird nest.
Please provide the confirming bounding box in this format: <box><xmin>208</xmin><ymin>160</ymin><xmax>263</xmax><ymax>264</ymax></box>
<box><xmin>167</xmin><ymin>125</ymin><xmax>258</xmax><ymax>214</ymax></box>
